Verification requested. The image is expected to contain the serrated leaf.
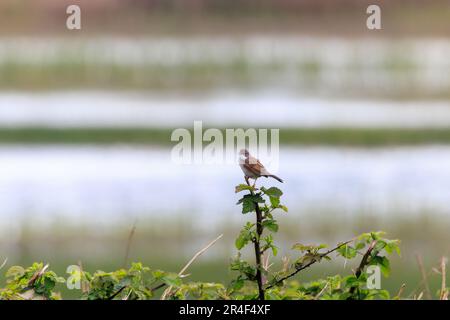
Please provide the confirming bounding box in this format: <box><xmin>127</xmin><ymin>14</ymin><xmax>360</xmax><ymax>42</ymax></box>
<box><xmin>6</xmin><ymin>266</ymin><xmax>25</xmax><ymax>279</ymax></box>
<box><xmin>262</xmin><ymin>220</ymin><xmax>279</xmax><ymax>232</ymax></box>
<box><xmin>239</xmin><ymin>194</ymin><xmax>265</xmax><ymax>214</ymax></box>
<box><xmin>384</xmin><ymin>240</ymin><xmax>401</xmax><ymax>256</ymax></box>
<box><xmin>161</xmin><ymin>273</ymin><xmax>182</xmax><ymax>287</ymax></box>
<box><xmin>264</xmin><ymin>187</ymin><xmax>283</xmax><ymax>198</ymax></box>
<box><xmin>235</xmin><ymin>184</ymin><xmax>255</xmax><ymax>193</ymax></box>
<box><xmin>370</xmin><ymin>256</ymin><xmax>391</xmax><ymax>277</ymax></box>
<box><xmin>235</xmin><ymin>227</ymin><xmax>254</xmax><ymax>250</ymax></box>
<box><xmin>355</xmin><ymin>241</ymin><xmax>366</xmax><ymax>250</ymax></box>
<box><xmin>230</xmin><ymin>278</ymin><xmax>245</xmax><ymax>291</ymax></box>
<box><xmin>271</xmin><ymin>245</ymin><xmax>278</xmax><ymax>256</ymax></box>
<box><xmin>337</xmin><ymin>245</ymin><xmax>357</xmax><ymax>259</ymax></box>
<box><xmin>242</xmin><ymin>200</ymin><xmax>256</xmax><ymax>214</ymax></box>
<box><xmin>269</xmin><ymin>196</ymin><xmax>280</xmax><ymax>208</ymax></box>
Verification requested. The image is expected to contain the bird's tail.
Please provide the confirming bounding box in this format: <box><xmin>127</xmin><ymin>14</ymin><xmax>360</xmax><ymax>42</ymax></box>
<box><xmin>266</xmin><ymin>174</ymin><xmax>283</xmax><ymax>183</ymax></box>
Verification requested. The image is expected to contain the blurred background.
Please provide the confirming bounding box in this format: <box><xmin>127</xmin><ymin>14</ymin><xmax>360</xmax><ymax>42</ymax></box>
<box><xmin>0</xmin><ymin>0</ymin><xmax>450</xmax><ymax>298</ymax></box>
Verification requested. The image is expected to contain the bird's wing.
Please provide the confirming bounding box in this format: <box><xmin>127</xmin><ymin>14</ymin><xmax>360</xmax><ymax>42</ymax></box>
<box><xmin>243</xmin><ymin>162</ymin><xmax>261</xmax><ymax>176</ymax></box>
<box><xmin>246</xmin><ymin>156</ymin><xmax>273</xmax><ymax>176</ymax></box>
<box><xmin>255</xmin><ymin>158</ymin><xmax>271</xmax><ymax>175</ymax></box>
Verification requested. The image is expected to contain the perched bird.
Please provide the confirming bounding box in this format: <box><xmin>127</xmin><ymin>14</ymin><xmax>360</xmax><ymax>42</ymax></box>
<box><xmin>239</xmin><ymin>149</ymin><xmax>283</xmax><ymax>186</ymax></box>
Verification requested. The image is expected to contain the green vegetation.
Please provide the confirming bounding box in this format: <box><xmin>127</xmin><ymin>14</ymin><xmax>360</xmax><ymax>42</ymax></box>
<box><xmin>1</xmin><ymin>127</ymin><xmax>450</xmax><ymax>146</ymax></box>
<box><xmin>3</xmin><ymin>182</ymin><xmax>441</xmax><ymax>300</ymax></box>
<box><xmin>0</xmin><ymin>49</ymin><xmax>448</xmax><ymax>100</ymax></box>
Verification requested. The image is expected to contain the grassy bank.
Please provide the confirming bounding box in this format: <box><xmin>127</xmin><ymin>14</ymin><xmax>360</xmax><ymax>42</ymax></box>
<box><xmin>1</xmin><ymin>127</ymin><xmax>449</xmax><ymax>146</ymax></box>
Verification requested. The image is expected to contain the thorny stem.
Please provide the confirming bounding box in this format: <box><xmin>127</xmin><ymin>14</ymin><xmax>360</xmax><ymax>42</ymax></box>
<box><xmin>347</xmin><ymin>240</ymin><xmax>380</xmax><ymax>299</ymax></box>
<box><xmin>254</xmin><ymin>202</ymin><xmax>265</xmax><ymax>300</ymax></box>
<box><xmin>265</xmin><ymin>240</ymin><xmax>352</xmax><ymax>290</ymax></box>
<box><xmin>246</xmin><ymin>178</ymin><xmax>265</xmax><ymax>300</ymax></box>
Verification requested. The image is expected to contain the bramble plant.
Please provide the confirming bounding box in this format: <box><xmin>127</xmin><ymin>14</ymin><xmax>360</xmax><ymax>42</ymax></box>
<box><xmin>3</xmin><ymin>181</ymin><xmax>448</xmax><ymax>300</ymax></box>
<box><xmin>230</xmin><ymin>181</ymin><xmax>402</xmax><ymax>300</ymax></box>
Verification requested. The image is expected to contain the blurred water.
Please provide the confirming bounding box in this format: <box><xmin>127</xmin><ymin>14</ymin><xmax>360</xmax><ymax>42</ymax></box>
<box><xmin>1</xmin><ymin>146</ymin><xmax>449</xmax><ymax>229</ymax></box>
<box><xmin>1</xmin><ymin>92</ymin><xmax>450</xmax><ymax>128</ymax></box>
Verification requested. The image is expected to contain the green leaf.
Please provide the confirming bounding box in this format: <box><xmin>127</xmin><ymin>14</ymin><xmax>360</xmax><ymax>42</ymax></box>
<box><xmin>370</xmin><ymin>256</ymin><xmax>391</xmax><ymax>277</ymax></box>
<box><xmin>355</xmin><ymin>241</ymin><xmax>366</xmax><ymax>250</ymax></box>
<box><xmin>235</xmin><ymin>236</ymin><xmax>248</xmax><ymax>250</ymax></box>
<box><xmin>263</xmin><ymin>187</ymin><xmax>283</xmax><ymax>198</ymax></box>
<box><xmin>269</xmin><ymin>196</ymin><xmax>280</xmax><ymax>208</ymax></box>
<box><xmin>292</xmin><ymin>243</ymin><xmax>327</xmax><ymax>253</ymax></box>
<box><xmin>270</xmin><ymin>245</ymin><xmax>278</xmax><ymax>256</ymax></box>
<box><xmin>235</xmin><ymin>225</ymin><xmax>255</xmax><ymax>250</ymax></box>
<box><xmin>238</xmin><ymin>194</ymin><xmax>265</xmax><ymax>214</ymax></box>
<box><xmin>242</xmin><ymin>199</ymin><xmax>256</xmax><ymax>214</ymax></box>
<box><xmin>337</xmin><ymin>245</ymin><xmax>358</xmax><ymax>259</ymax></box>
<box><xmin>161</xmin><ymin>273</ymin><xmax>182</xmax><ymax>287</ymax></box>
<box><xmin>384</xmin><ymin>239</ymin><xmax>401</xmax><ymax>256</ymax></box>
<box><xmin>230</xmin><ymin>278</ymin><xmax>245</xmax><ymax>291</ymax></box>
<box><xmin>6</xmin><ymin>266</ymin><xmax>25</xmax><ymax>279</ymax></box>
<box><xmin>235</xmin><ymin>184</ymin><xmax>255</xmax><ymax>193</ymax></box>
<box><xmin>292</xmin><ymin>243</ymin><xmax>312</xmax><ymax>252</ymax></box>
<box><xmin>262</xmin><ymin>219</ymin><xmax>279</xmax><ymax>232</ymax></box>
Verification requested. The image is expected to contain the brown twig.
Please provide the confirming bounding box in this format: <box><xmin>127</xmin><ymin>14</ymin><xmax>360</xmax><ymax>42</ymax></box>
<box><xmin>107</xmin><ymin>285</ymin><xmax>128</xmax><ymax>300</ymax></box>
<box><xmin>415</xmin><ymin>253</ymin><xmax>432</xmax><ymax>300</ymax></box>
<box><xmin>314</xmin><ymin>282</ymin><xmax>329</xmax><ymax>300</ymax></box>
<box><xmin>150</xmin><ymin>283</ymin><xmax>166</xmax><ymax>292</ymax></box>
<box><xmin>348</xmin><ymin>240</ymin><xmax>378</xmax><ymax>298</ymax></box>
<box><xmin>245</xmin><ymin>179</ymin><xmax>265</xmax><ymax>300</ymax></box>
<box><xmin>253</xmin><ymin>199</ymin><xmax>265</xmax><ymax>300</ymax></box>
<box><xmin>440</xmin><ymin>257</ymin><xmax>448</xmax><ymax>300</ymax></box>
<box><xmin>407</xmin><ymin>268</ymin><xmax>435</xmax><ymax>299</ymax></box>
<box><xmin>77</xmin><ymin>260</ymin><xmax>90</xmax><ymax>294</ymax></box>
<box><xmin>28</xmin><ymin>263</ymin><xmax>49</xmax><ymax>287</ymax></box>
<box><xmin>265</xmin><ymin>240</ymin><xmax>353</xmax><ymax>290</ymax></box>
<box><xmin>356</xmin><ymin>240</ymin><xmax>377</xmax><ymax>278</ymax></box>
<box><xmin>395</xmin><ymin>283</ymin><xmax>406</xmax><ymax>300</ymax></box>
<box><xmin>0</xmin><ymin>257</ymin><xmax>7</xmax><ymax>270</ymax></box>
<box><xmin>123</xmin><ymin>220</ymin><xmax>137</xmax><ymax>268</ymax></box>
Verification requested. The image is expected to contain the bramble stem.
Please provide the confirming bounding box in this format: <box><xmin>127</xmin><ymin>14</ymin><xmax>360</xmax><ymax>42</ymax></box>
<box><xmin>246</xmin><ymin>178</ymin><xmax>265</xmax><ymax>300</ymax></box>
<box><xmin>254</xmin><ymin>203</ymin><xmax>265</xmax><ymax>300</ymax></box>
<box><xmin>265</xmin><ymin>240</ymin><xmax>352</xmax><ymax>290</ymax></box>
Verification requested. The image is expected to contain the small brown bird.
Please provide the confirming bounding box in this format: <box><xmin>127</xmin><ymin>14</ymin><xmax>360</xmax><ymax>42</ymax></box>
<box><xmin>239</xmin><ymin>149</ymin><xmax>283</xmax><ymax>185</ymax></box>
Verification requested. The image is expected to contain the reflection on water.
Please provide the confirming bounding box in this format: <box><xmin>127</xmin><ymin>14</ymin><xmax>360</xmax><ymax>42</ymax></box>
<box><xmin>1</xmin><ymin>146</ymin><xmax>449</xmax><ymax>228</ymax></box>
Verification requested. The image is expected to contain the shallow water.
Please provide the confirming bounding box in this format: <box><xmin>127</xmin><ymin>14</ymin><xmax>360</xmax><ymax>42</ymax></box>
<box><xmin>1</xmin><ymin>92</ymin><xmax>450</xmax><ymax>128</ymax></box>
<box><xmin>1</xmin><ymin>146</ymin><xmax>449</xmax><ymax>229</ymax></box>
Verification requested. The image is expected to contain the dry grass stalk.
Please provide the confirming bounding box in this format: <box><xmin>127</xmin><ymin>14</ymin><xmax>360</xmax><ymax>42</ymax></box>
<box><xmin>415</xmin><ymin>253</ymin><xmax>432</xmax><ymax>299</ymax></box>
<box><xmin>123</xmin><ymin>220</ymin><xmax>137</xmax><ymax>268</ymax></box>
<box><xmin>161</xmin><ymin>234</ymin><xmax>223</xmax><ymax>300</ymax></box>
<box><xmin>440</xmin><ymin>257</ymin><xmax>448</xmax><ymax>300</ymax></box>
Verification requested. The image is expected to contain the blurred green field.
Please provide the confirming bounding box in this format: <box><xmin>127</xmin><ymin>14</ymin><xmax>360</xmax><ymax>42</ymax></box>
<box><xmin>1</xmin><ymin>127</ymin><xmax>450</xmax><ymax>146</ymax></box>
<box><xmin>0</xmin><ymin>54</ymin><xmax>448</xmax><ymax>100</ymax></box>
